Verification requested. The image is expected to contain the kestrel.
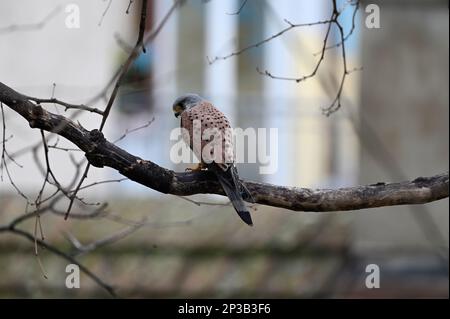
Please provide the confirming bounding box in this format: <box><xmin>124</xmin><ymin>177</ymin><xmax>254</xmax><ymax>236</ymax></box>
<box><xmin>172</xmin><ymin>94</ymin><xmax>253</xmax><ymax>226</ymax></box>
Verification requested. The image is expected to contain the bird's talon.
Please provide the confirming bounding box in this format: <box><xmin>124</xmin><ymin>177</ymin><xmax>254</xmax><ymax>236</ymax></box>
<box><xmin>185</xmin><ymin>164</ymin><xmax>206</xmax><ymax>172</ymax></box>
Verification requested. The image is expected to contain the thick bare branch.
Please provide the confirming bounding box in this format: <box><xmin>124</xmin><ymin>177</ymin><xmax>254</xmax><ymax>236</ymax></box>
<box><xmin>1</xmin><ymin>81</ymin><xmax>448</xmax><ymax>213</ymax></box>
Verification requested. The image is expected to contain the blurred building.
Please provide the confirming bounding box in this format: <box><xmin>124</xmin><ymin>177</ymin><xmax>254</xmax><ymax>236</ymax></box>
<box><xmin>0</xmin><ymin>0</ymin><xmax>448</xmax><ymax>298</ymax></box>
<box><xmin>348</xmin><ymin>0</ymin><xmax>449</xmax><ymax>297</ymax></box>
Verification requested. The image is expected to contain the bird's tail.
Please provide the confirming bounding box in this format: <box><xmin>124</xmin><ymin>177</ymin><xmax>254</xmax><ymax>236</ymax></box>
<box><xmin>212</xmin><ymin>165</ymin><xmax>253</xmax><ymax>226</ymax></box>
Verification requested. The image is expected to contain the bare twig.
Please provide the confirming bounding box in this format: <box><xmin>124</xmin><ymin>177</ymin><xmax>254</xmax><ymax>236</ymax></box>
<box><xmin>65</xmin><ymin>219</ymin><xmax>146</xmax><ymax>256</ymax></box>
<box><xmin>177</xmin><ymin>195</ymin><xmax>232</xmax><ymax>207</ymax></box>
<box><xmin>258</xmin><ymin>0</ymin><xmax>362</xmax><ymax>115</ymax></box>
<box><xmin>210</xmin><ymin>0</ymin><xmax>361</xmax><ymax>115</ymax></box>
<box><xmin>226</xmin><ymin>0</ymin><xmax>248</xmax><ymax>15</ymax></box>
<box><xmin>143</xmin><ymin>0</ymin><xmax>185</xmax><ymax>46</ymax></box>
<box><xmin>126</xmin><ymin>0</ymin><xmax>135</xmax><ymax>14</ymax></box>
<box><xmin>207</xmin><ymin>18</ymin><xmax>333</xmax><ymax>64</ymax></box>
<box><xmin>0</xmin><ymin>5</ymin><xmax>62</xmax><ymax>34</ymax></box>
<box><xmin>98</xmin><ymin>0</ymin><xmax>113</xmax><ymax>26</ymax></box>
<box><xmin>0</xmin><ymin>103</ymin><xmax>29</xmax><ymax>202</ymax></box>
<box><xmin>113</xmin><ymin>118</ymin><xmax>154</xmax><ymax>143</ymax></box>
<box><xmin>99</xmin><ymin>0</ymin><xmax>149</xmax><ymax>131</ymax></box>
<box><xmin>255</xmin><ymin>16</ymin><xmax>334</xmax><ymax>83</ymax></box>
<box><xmin>25</xmin><ymin>96</ymin><xmax>104</xmax><ymax>115</ymax></box>
<box><xmin>313</xmin><ymin>0</ymin><xmax>360</xmax><ymax>56</ymax></box>
<box><xmin>114</xmin><ymin>32</ymin><xmax>134</xmax><ymax>53</ymax></box>
<box><xmin>66</xmin><ymin>0</ymin><xmax>149</xmax><ymax>219</ymax></box>
<box><xmin>0</xmin><ymin>226</ymin><xmax>116</xmax><ymax>297</ymax></box>
<box><xmin>65</xmin><ymin>0</ymin><xmax>183</xmax><ymax>218</ymax></box>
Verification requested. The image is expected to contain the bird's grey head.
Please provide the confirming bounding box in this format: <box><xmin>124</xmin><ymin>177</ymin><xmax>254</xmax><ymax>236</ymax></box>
<box><xmin>172</xmin><ymin>93</ymin><xmax>204</xmax><ymax>118</ymax></box>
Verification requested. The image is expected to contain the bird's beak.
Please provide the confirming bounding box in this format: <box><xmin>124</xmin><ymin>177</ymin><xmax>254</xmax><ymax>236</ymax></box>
<box><xmin>173</xmin><ymin>104</ymin><xmax>183</xmax><ymax>118</ymax></box>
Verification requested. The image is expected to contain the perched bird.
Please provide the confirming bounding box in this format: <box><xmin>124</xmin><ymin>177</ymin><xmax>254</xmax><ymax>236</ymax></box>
<box><xmin>172</xmin><ymin>94</ymin><xmax>253</xmax><ymax>226</ymax></box>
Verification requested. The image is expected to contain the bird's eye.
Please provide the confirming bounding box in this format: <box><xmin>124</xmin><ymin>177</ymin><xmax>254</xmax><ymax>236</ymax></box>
<box><xmin>173</xmin><ymin>104</ymin><xmax>184</xmax><ymax>118</ymax></box>
<box><xmin>173</xmin><ymin>104</ymin><xmax>183</xmax><ymax>114</ymax></box>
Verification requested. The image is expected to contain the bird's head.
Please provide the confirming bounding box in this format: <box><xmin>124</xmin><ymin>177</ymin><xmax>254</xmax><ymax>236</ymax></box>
<box><xmin>172</xmin><ymin>93</ymin><xmax>204</xmax><ymax>118</ymax></box>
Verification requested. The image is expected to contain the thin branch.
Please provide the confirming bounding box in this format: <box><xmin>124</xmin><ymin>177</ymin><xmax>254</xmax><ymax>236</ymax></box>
<box><xmin>98</xmin><ymin>0</ymin><xmax>113</xmax><ymax>26</ymax></box>
<box><xmin>0</xmin><ymin>5</ymin><xmax>62</xmax><ymax>34</ymax></box>
<box><xmin>143</xmin><ymin>0</ymin><xmax>185</xmax><ymax>46</ymax></box>
<box><xmin>226</xmin><ymin>0</ymin><xmax>248</xmax><ymax>15</ymax></box>
<box><xmin>75</xmin><ymin>0</ymin><xmax>183</xmax><ymax>110</ymax></box>
<box><xmin>0</xmin><ymin>103</ymin><xmax>6</xmax><ymax>181</ymax></box>
<box><xmin>256</xmin><ymin>15</ymin><xmax>334</xmax><ymax>84</ymax></box>
<box><xmin>112</xmin><ymin>118</ymin><xmax>154</xmax><ymax>143</ymax></box>
<box><xmin>114</xmin><ymin>32</ymin><xmax>134</xmax><ymax>53</ymax></box>
<box><xmin>0</xmin><ymin>226</ymin><xmax>116</xmax><ymax>297</ymax></box>
<box><xmin>0</xmin><ymin>103</ymin><xmax>29</xmax><ymax>202</ymax></box>
<box><xmin>66</xmin><ymin>0</ymin><xmax>149</xmax><ymax>219</ymax></box>
<box><xmin>126</xmin><ymin>0</ymin><xmax>135</xmax><ymax>14</ymax></box>
<box><xmin>25</xmin><ymin>96</ymin><xmax>104</xmax><ymax>115</ymax></box>
<box><xmin>313</xmin><ymin>0</ymin><xmax>360</xmax><ymax>56</ymax></box>
<box><xmin>65</xmin><ymin>163</ymin><xmax>90</xmax><ymax>219</ymax></box>
<box><xmin>207</xmin><ymin>18</ymin><xmax>333</xmax><ymax>64</ymax></box>
<box><xmin>74</xmin><ymin>177</ymin><xmax>128</xmax><ymax>192</ymax></box>
<box><xmin>65</xmin><ymin>0</ymin><xmax>182</xmax><ymax>217</ymax></box>
<box><xmin>177</xmin><ymin>195</ymin><xmax>232</xmax><ymax>207</ymax></box>
<box><xmin>65</xmin><ymin>219</ymin><xmax>146</xmax><ymax>256</ymax></box>
<box><xmin>258</xmin><ymin>0</ymin><xmax>362</xmax><ymax>115</ymax></box>
<box><xmin>99</xmin><ymin>0</ymin><xmax>148</xmax><ymax>131</ymax></box>
<box><xmin>210</xmin><ymin>0</ymin><xmax>361</xmax><ymax>115</ymax></box>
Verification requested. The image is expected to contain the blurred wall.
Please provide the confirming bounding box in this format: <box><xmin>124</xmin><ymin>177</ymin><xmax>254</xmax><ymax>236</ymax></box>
<box><xmin>354</xmin><ymin>0</ymin><xmax>449</xmax><ymax>252</ymax></box>
<box><xmin>0</xmin><ymin>0</ymin><xmax>136</xmax><ymax>197</ymax></box>
<box><xmin>0</xmin><ymin>0</ymin><xmax>448</xmax><ymax>299</ymax></box>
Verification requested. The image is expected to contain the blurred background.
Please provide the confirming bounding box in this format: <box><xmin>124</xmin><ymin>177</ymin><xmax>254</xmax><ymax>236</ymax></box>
<box><xmin>0</xmin><ymin>0</ymin><xmax>448</xmax><ymax>298</ymax></box>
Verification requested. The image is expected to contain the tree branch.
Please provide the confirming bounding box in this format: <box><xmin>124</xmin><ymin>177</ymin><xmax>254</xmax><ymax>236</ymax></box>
<box><xmin>0</xmin><ymin>225</ymin><xmax>116</xmax><ymax>297</ymax></box>
<box><xmin>0</xmin><ymin>5</ymin><xmax>62</xmax><ymax>34</ymax></box>
<box><xmin>25</xmin><ymin>96</ymin><xmax>104</xmax><ymax>115</ymax></box>
<box><xmin>0</xmin><ymin>81</ymin><xmax>448</xmax><ymax>212</ymax></box>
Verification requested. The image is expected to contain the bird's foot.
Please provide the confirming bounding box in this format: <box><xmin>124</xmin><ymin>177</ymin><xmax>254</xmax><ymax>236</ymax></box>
<box><xmin>185</xmin><ymin>163</ymin><xmax>207</xmax><ymax>172</ymax></box>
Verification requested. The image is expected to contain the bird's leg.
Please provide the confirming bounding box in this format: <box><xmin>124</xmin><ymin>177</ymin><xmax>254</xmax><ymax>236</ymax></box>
<box><xmin>185</xmin><ymin>162</ymin><xmax>207</xmax><ymax>172</ymax></box>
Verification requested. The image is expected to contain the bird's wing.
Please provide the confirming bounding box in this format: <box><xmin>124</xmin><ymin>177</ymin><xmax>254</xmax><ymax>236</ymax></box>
<box><xmin>181</xmin><ymin>101</ymin><xmax>252</xmax><ymax>225</ymax></box>
<box><xmin>182</xmin><ymin>101</ymin><xmax>234</xmax><ymax>167</ymax></box>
